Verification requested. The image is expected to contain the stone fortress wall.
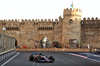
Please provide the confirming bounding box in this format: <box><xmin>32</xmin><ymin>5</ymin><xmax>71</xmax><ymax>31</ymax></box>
<box><xmin>81</xmin><ymin>17</ymin><xmax>100</xmax><ymax>48</ymax></box>
<box><xmin>0</xmin><ymin>8</ymin><xmax>100</xmax><ymax>48</ymax></box>
<box><xmin>0</xmin><ymin>18</ymin><xmax>62</xmax><ymax>48</ymax></box>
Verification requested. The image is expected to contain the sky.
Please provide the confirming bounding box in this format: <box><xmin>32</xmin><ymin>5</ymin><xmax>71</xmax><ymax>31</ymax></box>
<box><xmin>0</xmin><ymin>0</ymin><xmax>100</xmax><ymax>20</ymax></box>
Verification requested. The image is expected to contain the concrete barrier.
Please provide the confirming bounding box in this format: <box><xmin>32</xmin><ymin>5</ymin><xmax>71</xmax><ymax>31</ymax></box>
<box><xmin>16</xmin><ymin>48</ymin><xmax>94</xmax><ymax>52</ymax></box>
<box><xmin>0</xmin><ymin>49</ymin><xmax>16</xmax><ymax>63</ymax></box>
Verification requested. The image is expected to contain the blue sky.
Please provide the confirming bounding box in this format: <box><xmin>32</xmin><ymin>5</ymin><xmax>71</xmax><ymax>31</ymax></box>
<box><xmin>0</xmin><ymin>0</ymin><xmax>100</xmax><ymax>20</ymax></box>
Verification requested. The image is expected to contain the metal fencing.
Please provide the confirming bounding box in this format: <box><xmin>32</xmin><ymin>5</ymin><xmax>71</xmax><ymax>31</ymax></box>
<box><xmin>0</xmin><ymin>33</ymin><xmax>16</xmax><ymax>63</ymax></box>
<box><xmin>0</xmin><ymin>34</ymin><xmax>15</xmax><ymax>53</ymax></box>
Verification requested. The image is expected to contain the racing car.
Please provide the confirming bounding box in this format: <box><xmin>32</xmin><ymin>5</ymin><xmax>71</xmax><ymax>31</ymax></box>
<box><xmin>29</xmin><ymin>52</ymin><xmax>55</xmax><ymax>63</ymax></box>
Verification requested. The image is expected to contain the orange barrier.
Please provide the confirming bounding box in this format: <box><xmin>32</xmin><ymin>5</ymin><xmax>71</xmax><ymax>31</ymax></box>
<box><xmin>23</xmin><ymin>46</ymin><xmax>27</xmax><ymax>48</ymax></box>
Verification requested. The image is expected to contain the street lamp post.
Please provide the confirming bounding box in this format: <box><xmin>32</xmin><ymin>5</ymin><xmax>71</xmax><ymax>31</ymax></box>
<box><xmin>3</xmin><ymin>27</ymin><xmax>6</xmax><ymax>34</ymax></box>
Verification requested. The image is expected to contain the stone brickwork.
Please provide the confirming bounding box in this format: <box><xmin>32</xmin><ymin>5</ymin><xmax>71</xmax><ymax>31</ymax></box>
<box><xmin>0</xmin><ymin>18</ymin><xmax>62</xmax><ymax>48</ymax></box>
<box><xmin>62</xmin><ymin>8</ymin><xmax>82</xmax><ymax>47</ymax></box>
<box><xmin>81</xmin><ymin>17</ymin><xmax>100</xmax><ymax>48</ymax></box>
<box><xmin>0</xmin><ymin>7</ymin><xmax>100</xmax><ymax>48</ymax></box>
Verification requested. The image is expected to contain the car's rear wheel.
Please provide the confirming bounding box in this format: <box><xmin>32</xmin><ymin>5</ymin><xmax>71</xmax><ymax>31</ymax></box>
<box><xmin>29</xmin><ymin>54</ymin><xmax>34</xmax><ymax>61</ymax></box>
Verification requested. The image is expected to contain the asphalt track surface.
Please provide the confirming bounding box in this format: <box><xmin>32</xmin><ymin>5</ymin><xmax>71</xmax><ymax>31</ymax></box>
<box><xmin>1</xmin><ymin>52</ymin><xmax>100</xmax><ymax>66</ymax></box>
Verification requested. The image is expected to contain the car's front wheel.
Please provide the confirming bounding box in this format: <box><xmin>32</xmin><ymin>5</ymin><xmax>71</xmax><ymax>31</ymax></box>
<box><xmin>49</xmin><ymin>56</ymin><xmax>55</xmax><ymax>61</ymax></box>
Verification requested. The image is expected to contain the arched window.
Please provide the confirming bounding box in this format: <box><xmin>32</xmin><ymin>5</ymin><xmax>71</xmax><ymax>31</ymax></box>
<box><xmin>34</xmin><ymin>23</ymin><xmax>35</xmax><ymax>25</ymax></box>
<box><xmin>41</xmin><ymin>27</ymin><xmax>42</xmax><ymax>30</ymax></box>
<box><xmin>38</xmin><ymin>27</ymin><xmax>40</xmax><ymax>30</ymax></box>
<box><xmin>47</xmin><ymin>27</ymin><xmax>48</xmax><ymax>30</ymax></box>
<box><xmin>8</xmin><ymin>27</ymin><xmax>10</xmax><ymax>30</ymax></box>
<box><xmin>49</xmin><ymin>27</ymin><xmax>50</xmax><ymax>30</ymax></box>
<box><xmin>51</xmin><ymin>27</ymin><xmax>52</xmax><ymax>30</ymax></box>
<box><xmin>9</xmin><ymin>27</ymin><xmax>11</xmax><ymax>30</ymax></box>
<box><xmin>43</xmin><ymin>27</ymin><xmax>44</xmax><ymax>30</ymax></box>
<box><xmin>81</xmin><ymin>22</ymin><xmax>83</xmax><ymax>24</ymax></box>
<box><xmin>14</xmin><ymin>27</ymin><xmax>17</xmax><ymax>30</ymax></box>
<box><xmin>17</xmin><ymin>27</ymin><xmax>19</xmax><ymax>30</ymax></box>
<box><xmin>45</xmin><ymin>27</ymin><xmax>46</xmax><ymax>30</ymax></box>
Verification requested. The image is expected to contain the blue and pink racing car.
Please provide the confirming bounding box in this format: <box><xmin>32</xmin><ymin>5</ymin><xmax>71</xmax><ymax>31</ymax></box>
<box><xmin>29</xmin><ymin>52</ymin><xmax>55</xmax><ymax>63</ymax></box>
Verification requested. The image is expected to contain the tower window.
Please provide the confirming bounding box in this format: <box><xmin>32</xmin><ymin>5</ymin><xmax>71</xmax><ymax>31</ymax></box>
<box><xmin>81</xmin><ymin>22</ymin><xmax>83</xmax><ymax>24</ymax></box>
<box><xmin>69</xmin><ymin>19</ymin><xmax>74</xmax><ymax>23</ymax></box>
<box><xmin>20</xmin><ymin>23</ymin><xmax>22</xmax><ymax>25</ymax></box>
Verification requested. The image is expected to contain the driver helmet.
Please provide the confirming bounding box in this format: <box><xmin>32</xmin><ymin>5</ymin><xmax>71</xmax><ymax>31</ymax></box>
<box><xmin>39</xmin><ymin>52</ymin><xmax>42</xmax><ymax>55</ymax></box>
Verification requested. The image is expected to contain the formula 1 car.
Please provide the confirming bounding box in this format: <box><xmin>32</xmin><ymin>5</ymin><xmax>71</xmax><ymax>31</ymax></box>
<box><xmin>29</xmin><ymin>52</ymin><xmax>55</xmax><ymax>63</ymax></box>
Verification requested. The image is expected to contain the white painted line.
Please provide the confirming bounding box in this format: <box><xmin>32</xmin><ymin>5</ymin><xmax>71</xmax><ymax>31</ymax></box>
<box><xmin>86</xmin><ymin>57</ymin><xmax>100</xmax><ymax>63</ymax></box>
<box><xmin>37</xmin><ymin>63</ymin><xmax>39</xmax><ymax>66</ymax></box>
<box><xmin>1</xmin><ymin>52</ymin><xmax>20</xmax><ymax>66</ymax></box>
<box><xmin>68</xmin><ymin>53</ymin><xmax>100</xmax><ymax>63</ymax></box>
<box><xmin>69</xmin><ymin>53</ymin><xmax>87</xmax><ymax>58</ymax></box>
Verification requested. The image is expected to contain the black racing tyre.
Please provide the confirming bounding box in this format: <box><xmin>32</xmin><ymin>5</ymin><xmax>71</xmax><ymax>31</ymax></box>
<box><xmin>49</xmin><ymin>56</ymin><xmax>55</xmax><ymax>61</ymax></box>
<box><xmin>29</xmin><ymin>54</ymin><xmax>34</xmax><ymax>61</ymax></box>
<box><xmin>50</xmin><ymin>61</ymin><xmax>53</xmax><ymax>63</ymax></box>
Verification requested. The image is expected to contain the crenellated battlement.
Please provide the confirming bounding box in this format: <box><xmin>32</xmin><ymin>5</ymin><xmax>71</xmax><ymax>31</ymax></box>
<box><xmin>82</xmin><ymin>17</ymin><xmax>99</xmax><ymax>21</ymax></box>
<box><xmin>64</xmin><ymin>8</ymin><xmax>82</xmax><ymax>12</ymax></box>
<box><xmin>0</xmin><ymin>19</ymin><xmax>59</xmax><ymax>23</ymax></box>
<box><xmin>81</xmin><ymin>17</ymin><xmax>100</xmax><ymax>25</ymax></box>
<box><xmin>63</xmin><ymin>8</ymin><xmax>82</xmax><ymax>17</ymax></box>
<box><xmin>0</xmin><ymin>19</ymin><xmax>20</xmax><ymax>22</ymax></box>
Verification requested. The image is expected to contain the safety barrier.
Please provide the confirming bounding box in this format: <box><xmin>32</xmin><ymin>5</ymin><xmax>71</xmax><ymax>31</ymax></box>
<box><xmin>0</xmin><ymin>33</ymin><xmax>16</xmax><ymax>63</ymax></box>
<box><xmin>16</xmin><ymin>48</ymin><xmax>94</xmax><ymax>52</ymax></box>
<box><xmin>0</xmin><ymin>33</ymin><xmax>15</xmax><ymax>53</ymax></box>
<box><xmin>0</xmin><ymin>49</ymin><xmax>16</xmax><ymax>63</ymax></box>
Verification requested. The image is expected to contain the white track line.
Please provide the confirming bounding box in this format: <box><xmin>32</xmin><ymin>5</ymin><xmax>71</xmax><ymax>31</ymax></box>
<box><xmin>1</xmin><ymin>52</ymin><xmax>20</xmax><ymax>66</ymax></box>
<box><xmin>69</xmin><ymin>53</ymin><xmax>87</xmax><ymax>58</ymax></box>
<box><xmin>86</xmin><ymin>57</ymin><xmax>100</xmax><ymax>63</ymax></box>
<box><xmin>37</xmin><ymin>63</ymin><xmax>39</xmax><ymax>66</ymax></box>
<box><xmin>68</xmin><ymin>53</ymin><xmax>100</xmax><ymax>63</ymax></box>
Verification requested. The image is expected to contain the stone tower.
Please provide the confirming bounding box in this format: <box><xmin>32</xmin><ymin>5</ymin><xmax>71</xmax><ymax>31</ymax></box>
<box><xmin>62</xmin><ymin>8</ymin><xmax>82</xmax><ymax>47</ymax></box>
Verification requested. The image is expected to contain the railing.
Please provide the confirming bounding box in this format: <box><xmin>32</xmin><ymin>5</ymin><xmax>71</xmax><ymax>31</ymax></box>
<box><xmin>0</xmin><ymin>49</ymin><xmax>15</xmax><ymax>62</ymax></box>
<box><xmin>0</xmin><ymin>33</ymin><xmax>16</xmax><ymax>63</ymax></box>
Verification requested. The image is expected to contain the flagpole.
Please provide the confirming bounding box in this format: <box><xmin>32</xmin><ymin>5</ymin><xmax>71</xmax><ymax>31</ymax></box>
<box><xmin>71</xmin><ymin>1</ymin><xmax>74</xmax><ymax>9</ymax></box>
